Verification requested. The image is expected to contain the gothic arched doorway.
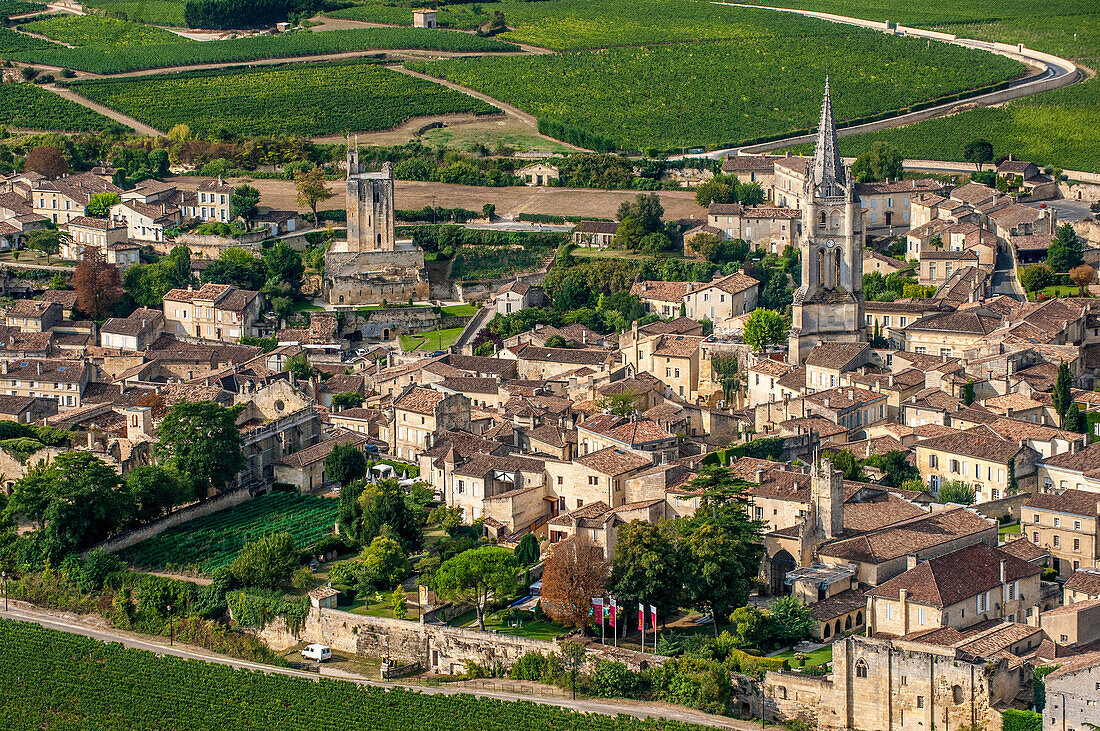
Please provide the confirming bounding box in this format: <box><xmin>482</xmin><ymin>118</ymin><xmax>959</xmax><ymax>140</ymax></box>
<box><xmin>770</xmin><ymin>550</ymin><xmax>796</xmax><ymax>596</ymax></box>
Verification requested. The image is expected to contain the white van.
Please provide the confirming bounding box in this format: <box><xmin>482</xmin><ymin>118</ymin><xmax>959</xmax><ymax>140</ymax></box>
<box><xmin>302</xmin><ymin>644</ymin><xmax>332</xmax><ymax>662</ymax></box>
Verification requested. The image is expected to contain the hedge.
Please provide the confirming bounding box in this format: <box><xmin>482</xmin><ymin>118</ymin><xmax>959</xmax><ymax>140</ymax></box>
<box><xmin>1002</xmin><ymin>709</ymin><xmax>1041</xmax><ymax>731</ymax></box>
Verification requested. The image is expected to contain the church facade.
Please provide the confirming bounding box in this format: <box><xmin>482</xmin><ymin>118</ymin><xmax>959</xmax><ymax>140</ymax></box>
<box><xmin>788</xmin><ymin>80</ymin><xmax>866</xmax><ymax>364</ymax></box>
<box><xmin>323</xmin><ymin>143</ymin><xmax>428</xmax><ymax>306</ymax></box>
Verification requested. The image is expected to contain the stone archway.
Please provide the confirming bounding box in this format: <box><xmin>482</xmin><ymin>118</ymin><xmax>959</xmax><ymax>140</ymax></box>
<box><xmin>769</xmin><ymin>550</ymin><xmax>797</xmax><ymax>596</ymax></box>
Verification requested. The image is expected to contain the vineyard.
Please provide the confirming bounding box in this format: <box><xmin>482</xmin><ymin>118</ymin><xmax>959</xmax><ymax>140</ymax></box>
<box><xmin>120</xmin><ymin>492</ymin><xmax>340</xmax><ymax>573</ymax></box>
<box><xmin>0</xmin><ymin>82</ymin><xmax>111</xmax><ymax>131</ymax></box>
<box><xmin>20</xmin><ymin>14</ymin><xmax>188</xmax><ymax>46</ymax></box>
<box><xmin>70</xmin><ymin>61</ymin><xmax>500</xmax><ymax>137</ymax></box>
<box><xmin>0</xmin><ymin>0</ymin><xmax>42</xmax><ymax>20</ymax></box>
<box><xmin>451</xmin><ymin>245</ymin><xmax>553</xmax><ymax>280</ymax></box>
<box><xmin>84</xmin><ymin>0</ymin><xmax>188</xmax><ymax>25</ymax></box>
<box><xmin>408</xmin><ymin>26</ymin><xmax>1023</xmax><ymax>151</ymax></box>
<box><xmin>1</xmin><ymin>619</ymin><xmax>717</xmax><ymax>731</ymax></box>
<box><xmin>0</xmin><ymin>25</ymin><xmax>519</xmax><ymax>74</ymax></box>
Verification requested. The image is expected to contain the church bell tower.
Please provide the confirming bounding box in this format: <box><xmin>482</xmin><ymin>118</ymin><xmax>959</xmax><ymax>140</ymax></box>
<box><xmin>788</xmin><ymin>79</ymin><xmax>865</xmax><ymax>364</ymax></box>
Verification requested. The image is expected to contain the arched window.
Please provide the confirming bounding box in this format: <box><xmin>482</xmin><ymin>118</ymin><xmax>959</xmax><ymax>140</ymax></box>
<box><xmin>830</xmin><ymin>212</ymin><xmax>840</xmax><ymax>230</ymax></box>
<box><xmin>845</xmin><ymin>615</ymin><xmax>853</xmax><ymax>630</ymax></box>
<box><xmin>835</xmin><ymin>619</ymin><xmax>843</xmax><ymax>636</ymax></box>
<box><xmin>834</xmin><ymin>249</ymin><xmax>842</xmax><ymax>288</ymax></box>
<box><xmin>856</xmin><ymin>659</ymin><xmax>868</xmax><ymax>678</ymax></box>
<box><xmin>856</xmin><ymin>611</ymin><xmax>863</xmax><ymax>626</ymax></box>
<box><xmin>823</xmin><ymin>623</ymin><xmax>832</xmax><ymax>638</ymax></box>
<box><xmin>818</xmin><ymin>210</ymin><xmax>827</xmax><ymax>230</ymax></box>
<box><xmin>817</xmin><ymin>248</ymin><xmax>825</xmax><ymax>286</ymax></box>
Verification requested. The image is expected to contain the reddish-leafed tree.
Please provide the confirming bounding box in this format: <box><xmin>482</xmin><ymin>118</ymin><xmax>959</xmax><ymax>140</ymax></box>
<box><xmin>73</xmin><ymin>247</ymin><xmax>122</xmax><ymax>320</ymax></box>
<box><xmin>1069</xmin><ymin>264</ymin><xmax>1094</xmax><ymax>294</ymax></box>
<box><xmin>25</xmin><ymin>145</ymin><xmax>69</xmax><ymax>180</ymax></box>
<box><xmin>539</xmin><ymin>535</ymin><xmax>608</xmax><ymax>629</ymax></box>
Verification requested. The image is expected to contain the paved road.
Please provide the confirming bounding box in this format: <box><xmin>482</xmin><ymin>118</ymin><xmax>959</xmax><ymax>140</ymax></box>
<box><xmin>0</xmin><ymin>604</ymin><xmax>779</xmax><ymax>730</ymax></box>
<box><xmin>992</xmin><ymin>246</ymin><xmax>1025</xmax><ymax>300</ymax></box>
<box><xmin>674</xmin><ymin>3</ymin><xmax>1082</xmax><ymax>160</ymax></box>
<box><xmin>1022</xmin><ymin>198</ymin><xmax>1095</xmax><ymax>223</ymax></box>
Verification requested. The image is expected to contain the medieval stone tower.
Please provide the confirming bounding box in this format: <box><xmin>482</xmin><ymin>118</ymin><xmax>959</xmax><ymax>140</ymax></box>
<box><xmin>336</xmin><ymin>142</ymin><xmax>395</xmax><ymax>254</ymax></box>
<box><xmin>798</xmin><ymin>457</ymin><xmax>845</xmax><ymax>565</ymax></box>
<box><xmin>788</xmin><ymin>78</ymin><xmax>865</xmax><ymax>364</ymax></box>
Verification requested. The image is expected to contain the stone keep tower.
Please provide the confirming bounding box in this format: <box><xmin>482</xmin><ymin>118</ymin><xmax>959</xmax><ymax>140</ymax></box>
<box><xmin>788</xmin><ymin>79</ymin><xmax>865</xmax><ymax>364</ymax></box>
<box><xmin>336</xmin><ymin>142</ymin><xmax>395</xmax><ymax>254</ymax></box>
<box><xmin>798</xmin><ymin>457</ymin><xmax>845</xmax><ymax>565</ymax></box>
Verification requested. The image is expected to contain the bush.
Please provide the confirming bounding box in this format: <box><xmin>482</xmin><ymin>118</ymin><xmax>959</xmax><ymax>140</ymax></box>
<box><xmin>1002</xmin><ymin>709</ymin><xmax>1041</xmax><ymax>731</ymax></box>
<box><xmin>591</xmin><ymin>660</ymin><xmax>642</xmax><ymax>698</ymax></box>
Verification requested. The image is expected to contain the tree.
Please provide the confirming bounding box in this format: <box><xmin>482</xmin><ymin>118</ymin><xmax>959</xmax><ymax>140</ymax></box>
<box><xmin>865</xmin><ymin>450</ymin><xmax>920</xmax><ymax>488</ymax></box>
<box><xmin>230</xmin><ymin>184</ymin><xmax>261</xmax><ymax>227</ymax></box>
<box><xmin>157</xmin><ymin>401</ymin><xmax>245</xmax><ymax>497</ymax></box>
<box><xmin>86</xmin><ymin>192</ymin><xmax>121</xmax><ymax>218</ymax></box>
<box><xmin>729</xmin><ymin>605</ymin><xmax>770</xmax><ymax>649</ymax></box>
<box><xmin>611</xmin><ymin>215</ymin><xmax>646</xmax><ymax>250</ymax></box>
<box><xmin>325</xmin><ymin>442</ymin><xmax>366</xmax><ymax>486</ymax></box>
<box><xmin>963</xmin><ymin>139</ymin><xmax>995</xmax><ymax>172</ymax></box>
<box><xmin>638</xmin><ymin>231</ymin><xmax>672</xmax><ymax>255</ymax></box>
<box><xmin>124</xmin><ymin>465</ymin><xmax>191</xmax><ymax>525</ymax></box>
<box><xmin>25</xmin><ymin>145</ymin><xmax>68</xmax><ymax>179</ymax></box>
<box><xmin>330</xmin><ymin>392</ymin><xmax>365</xmax><ymax>410</ymax></box>
<box><xmin>1047</xmin><ymin>223</ymin><xmax>1084</xmax><ymax>272</ymax></box>
<box><xmin>167</xmin><ymin>123</ymin><xmax>192</xmax><ymax>142</ymax></box>
<box><xmin>263</xmin><ymin>241</ymin><xmax>304</xmax><ymax>290</ymax></box>
<box><xmin>433</xmin><ymin>545</ymin><xmax>516</xmax><ymax>630</ymax></box>
<box><xmin>360</xmin><ymin>534</ymin><xmax>411</xmax><ymax>589</ymax></box>
<box><xmin>229</xmin><ymin>532</ymin><xmax>299</xmax><ymax>588</ymax></box>
<box><xmin>482</xmin><ymin>203</ymin><xmax>496</xmax><ymax>220</ymax></box>
<box><xmin>680</xmin><ymin>509</ymin><xmax>762</xmax><ymax>635</ymax></box>
<box><xmin>937</xmin><ymin>480</ymin><xmax>976</xmax><ymax>505</ymax></box>
<box><xmin>851</xmin><ymin>142</ymin><xmax>904</xmax><ymax>183</ymax></box>
<box><xmin>357</xmin><ymin>478</ymin><xmax>422</xmax><ymax>552</ymax></box>
<box><xmin>1019</xmin><ymin>264</ymin><xmax>1054</xmax><ymax>293</ymax></box>
<box><xmin>514</xmin><ymin>533</ymin><xmax>540</xmax><ymax>566</ymax></box>
<box><xmin>1053</xmin><ymin>361</ymin><xmax>1073</xmax><ymax>424</ymax></box>
<box><xmin>72</xmin><ymin>247</ymin><xmax>123</xmax><ymax>319</ymax></box>
<box><xmin>4</xmin><ymin>452</ymin><xmax>126</xmax><ymax>563</ymax></box>
<box><xmin>768</xmin><ymin>595</ymin><xmax>813</xmax><ymax>649</ymax></box>
<box><xmin>597</xmin><ymin>390</ymin><xmax>639</xmax><ymax>416</ymax></box>
<box><xmin>540</xmin><ymin>535</ymin><xmax>608</xmax><ymax>629</ymax></box>
<box><xmin>825</xmin><ymin>450</ymin><xmax>866</xmax><ymax>482</ymax></box>
<box><xmin>24</xmin><ymin>228</ymin><xmax>66</xmax><ymax>265</ymax></box>
<box><xmin>616</xmin><ymin>193</ymin><xmax>664</xmax><ymax>234</ymax></box>
<box><xmin>609</xmin><ymin>520</ymin><xmax>681</xmax><ymax>622</ymax></box>
<box><xmin>124</xmin><ymin>246</ymin><xmax>191</xmax><ymax>308</ymax></box>
<box><xmin>1064</xmin><ymin>403</ymin><xmax>1084</xmax><ymax>433</ymax></box>
<box><xmin>391</xmin><ymin>587</ymin><xmax>408</xmax><ymax>618</ymax></box>
<box><xmin>742</xmin><ymin>307</ymin><xmax>788</xmax><ymax>352</ymax></box>
<box><xmin>559</xmin><ymin>639</ymin><xmax>587</xmax><ymax>699</ymax></box>
<box><xmin>202</xmin><ymin>247</ymin><xmax>266</xmax><ymax>291</ymax></box>
<box><xmin>1069</xmin><ymin>264</ymin><xmax>1094</xmax><ymax>295</ymax></box>
<box><xmin>295</xmin><ymin>167</ymin><xmax>333</xmax><ymax>224</ymax></box>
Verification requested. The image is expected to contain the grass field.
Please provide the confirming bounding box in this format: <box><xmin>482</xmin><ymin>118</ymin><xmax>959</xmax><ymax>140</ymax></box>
<box><xmin>120</xmin><ymin>492</ymin><xmax>340</xmax><ymax>574</ymax></box>
<box><xmin>999</xmin><ymin>522</ymin><xmax>1022</xmax><ymax>538</ymax></box>
<box><xmin>772</xmin><ymin>644</ymin><xmax>833</xmax><ymax>668</ymax></box>
<box><xmin>407</xmin><ymin>6</ymin><xmax>1023</xmax><ymax>151</ymax></box>
<box><xmin>0</xmin><ymin>82</ymin><xmax>111</xmax><ymax>131</ymax></box>
<box><xmin>1</xmin><ymin>619</ymin><xmax>716</xmax><ymax>731</ymax></box>
<box><xmin>70</xmin><ymin>61</ymin><xmax>500</xmax><ymax>137</ymax></box>
<box><xmin>401</xmin><ymin>326</ymin><xmax>464</xmax><ymax>352</ymax></box>
<box><xmin>441</xmin><ymin>303</ymin><xmax>478</xmax><ymax>316</ymax></box>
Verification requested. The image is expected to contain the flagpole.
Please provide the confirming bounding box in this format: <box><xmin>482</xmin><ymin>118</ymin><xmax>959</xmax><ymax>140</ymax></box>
<box><xmin>601</xmin><ymin>597</ymin><xmax>606</xmax><ymax>645</ymax></box>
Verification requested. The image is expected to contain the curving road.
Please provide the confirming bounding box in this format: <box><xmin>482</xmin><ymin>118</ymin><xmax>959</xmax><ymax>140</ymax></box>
<box><xmin>0</xmin><ymin>603</ymin><xmax>781</xmax><ymax>730</ymax></box>
<box><xmin>679</xmin><ymin>2</ymin><xmax>1083</xmax><ymax>160</ymax></box>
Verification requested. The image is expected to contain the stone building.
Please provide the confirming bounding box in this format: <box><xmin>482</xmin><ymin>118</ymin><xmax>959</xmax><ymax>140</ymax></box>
<box><xmin>1042</xmin><ymin>652</ymin><xmax>1100</xmax><ymax>731</ymax></box>
<box><xmin>1023</xmin><ymin>489</ymin><xmax>1099</xmax><ymax>578</ymax></box>
<box><xmin>323</xmin><ymin>143</ymin><xmax>428</xmax><ymax>305</ymax></box>
<box><xmin>789</xmin><ymin>80</ymin><xmax>865</xmax><ymax>363</ymax></box>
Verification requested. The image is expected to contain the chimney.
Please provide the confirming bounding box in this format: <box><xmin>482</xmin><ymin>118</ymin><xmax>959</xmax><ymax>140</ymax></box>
<box><xmin>582</xmin><ymin>330</ymin><xmax>587</xmax><ymax>346</ymax></box>
<box><xmin>36</xmin><ymin>362</ymin><xmax>41</xmax><ymax>375</ymax></box>
<box><xmin>899</xmin><ymin>588</ymin><xmax>909</xmax><ymax>633</ymax></box>
<box><xmin>823</xmin><ymin>397</ymin><xmax>831</xmax><ymax>409</ymax></box>
<box><xmin>754</xmin><ymin>468</ymin><xmax>765</xmax><ymax>483</ymax></box>
<box><xmin>1</xmin><ymin>361</ymin><xmax>6</xmax><ymax>374</ymax></box>
<box><xmin>847</xmin><ymin>388</ymin><xmax>854</xmax><ymax>400</ymax></box>
<box><xmin>907</xmin><ymin>554</ymin><xmax>919</xmax><ymax>570</ymax></box>
<box><xmin>888</xmin><ymin>374</ymin><xmax>895</xmax><ymax>387</ymax></box>
<box><xmin>999</xmin><ymin>559</ymin><xmax>1007</xmax><ymax>586</ymax></box>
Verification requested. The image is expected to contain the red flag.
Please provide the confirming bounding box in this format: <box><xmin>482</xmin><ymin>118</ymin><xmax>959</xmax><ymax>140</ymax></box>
<box><xmin>649</xmin><ymin>604</ymin><xmax>657</xmax><ymax>628</ymax></box>
<box><xmin>609</xmin><ymin>599</ymin><xmax>617</xmax><ymax>626</ymax></box>
<box><xmin>591</xmin><ymin>597</ymin><xmax>603</xmax><ymax>623</ymax></box>
<box><xmin>638</xmin><ymin>602</ymin><xmax>644</xmax><ymax>630</ymax></box>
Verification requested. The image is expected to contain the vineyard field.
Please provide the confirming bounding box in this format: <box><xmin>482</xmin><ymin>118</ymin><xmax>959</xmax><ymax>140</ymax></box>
<box><xmin>408</xmin><ymin>27</ymin><xmax>1023</xmax><ymax>151</ymax></box>
<box><xmin>70</xmin><ymin>61</ymin><xmax>500</xmax><ymax>137</ymax></box>
<box><xmin>119</xmin><ymin>492</ymin><xmax>340</xmax><ymax>573</ymax></box>
<box><xmin>1</xmin><ymin>26</ymin><xmax>519</xmax><ymax>74</ymax></box>
<box><xmin>0</xmin><ymin>0</ymin><xmax>43</xmax><ymax>20</ymax></box>
<box><xmin>1</xmin><ymin>619</ymin><xmax>719</xmax><ymax>731</ymax></box>
<box><xmin>0</xmin><ymin>82</ymin><xmax>111</xmax><ymax>131</ymax></box>
<box><xmin>20</xmin><ymin>14</ymin><xmax>188</xmax><ymax>46</ymax></box>
<box><xmin>83</xmin><ymin>0</ymin><xmax>187</xmax><ymax>25</ymax></box>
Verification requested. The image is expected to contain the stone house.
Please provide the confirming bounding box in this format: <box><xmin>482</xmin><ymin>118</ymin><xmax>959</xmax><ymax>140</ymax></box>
<box><xmin>576</xmin><ymin>414</ymin><xmax>677</xmax><ymax>464</ymax></box>
<box><xmin>706</xmin><ymin>202</ymin><xmax>801</xmax><ymax>252</ymax></box>
<box><xmin>902</xmin><ymin>310</ymin><xmax>1003</xmax><ymax>359</ymax></box>
<box><xmin>0</xmin><ymin>357</ymin><xmax>93</xmax><ymax>409</ymax></box>
<box><xmin>32</xmin><ymin>172</ymin><xmax>121</xmax><ymax>225</ymax></box>
<box><xmin>162</xmin><ymin>283</ymin><xmax>263</xmax><ymax>342</ymax></box>
<box><xmin>109</xmin><ymin>200</ymin><xmax>181</xmax><ymax>243</ymax></box>
<box><xmin>914</xmin><ymin>427</ymin><xmax>1039</xmax><ymax>500</ymax></box>
<box><xmin>181</xmin><ymin>178</ymin><xmax>232</xmax><ymax>223</ymax></box>
<box><xmin>545</xmin><ymin>446</ymin><xmax>654</xmax><ymax>512</ymax></box>
<box><xmin>446</xmin><ymin>452</ymin><xmax>547</xmax><ymax>525</ymax></box>
<box><xmin>804</xmin><ymin>342</ymin><xmax>873</xmax><ymax>392</ymax></box>
<box><xmin>720</xmin><ymin>153</ymin><xmax>777</xmax><ymax>194</ymax></box>
<box><xmin>682</xmin><ymin>272</ymin><xmax>759</xmax><ymax>325</ymax></box>
<box><xmin>772</xmin><ymin>155</ymin><xmax>809</xmax><ymax>209</ymax></box>
<box><xmin>494</xmin><ymin>279</ymin><xmax>545</xmax><ymax>315</ymax></box>
<box><xmin>517</xmin><ymin>163</ymin><xmax>560</xmax><ymax>186</ymax></box>
<box><xmin>3</xmin><ymin>300</ymin><xmax>62</xmax><ymax>333</ymax></box>
<box><xmin>865</xmin><ymin>543</ymin><xmax>1043</xmax><ymax>635</ymax></box>
<box><xmin>621</xmin><ymin>331</ymin><xmax>705</xmax><ymax>401</ymax></box>
<box><xmin>1037</xmin><ymin>442</ymin><xmax>1100</xmax><ymax>494</ymax></box>
<box><xmin>629</xmin><ymin>280</ymin><xmax>690</xmax><ymax>318</ymax></box>
<box><xmin>989</xmin><ymin>203</ymin><xmax>1056</xmax><ymax>241</ymax></box>
<box><xmin>411</xmin><ymin>8</ymin><xmax>437</xmax><ymax>27</ymax></box>
<box><xmin>60</xmin><ymin>216</ymin><xmax>129</xmax><ymax>261</ymax></box>
<box><xmin>746</xmin><ymin>357</ymin><xmax>797</xmax><ymax>408</ymax></box>
<box><xmin>571</xmin><ymin>220</ymin><xmax>618</xmax><ymax>247</ymax></box>
<box><xmin>389</xmin><ymin>385</ymin><xmax>470</xmax><ymax>462</ymax></box>
<box><xmin>1040</xmin><ymin>599</ymin><xmax>1100</xmax><ymax>648</ymax></box>
<box><xmin>856</xmin><ymin>178</ymin><xmax>944</xmax><ymax>230</ymax></box>
<box><xmin>500</xmin><ymin>343</ymin><xmax>617</xmax><ymax>380</ymax></box>
<box><xmin>274</xmin><ymin>429</ymin><xmax>369</xmax><ymax>493</ymax></box>
<box><xmin>546</xmin><ymin>498</ymin><xmax>664</xmax><ymax>557</ymax></box>
<box><xmin>1023</xmin><ymin>489</ymin><xmax>1099</xmax><ymax>579</ymax></box>
<box><xmin>328</xmin><ymin>406</ymin><xmax>379</xmax><ymax>437</ymax></box>
<box><xmin>99</xmin><ymin>307</ymin><xmax>164</xmax><ymax>351</ymax></box>
<box><xmin>919</xmin><ymin>249</ymin><xmax>979</xmax><ymax>287</ymax></box>
<box><xmin>996</xmin><ymin>156</ymin><xmax>1058</xmax><ymax>200</ymax></box>
<box><xmin>1063</xmin><ymin>568</ymin><xmax>1100</xmax><ymax>603</ymax></box>
<box><xmin>1042</xmin><ymin>652</ymin><xmax>1100</xmax><ymax>731</ymax></box>
<box><xmin>0</xmin><ymin>394</ymin><xmax>56</xmax><ymax>424</ymax></box>
<box><xmin>233</xmin><ymin>379</ymin><xmax>322</xmax><ymax>488</ymax></box>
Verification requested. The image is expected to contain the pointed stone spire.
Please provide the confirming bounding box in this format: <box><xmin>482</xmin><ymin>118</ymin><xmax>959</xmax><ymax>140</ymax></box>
<box><xmin>811</xmin><ymin>76</ymin><xmax>846</xmax><ymax>192</ymax></box>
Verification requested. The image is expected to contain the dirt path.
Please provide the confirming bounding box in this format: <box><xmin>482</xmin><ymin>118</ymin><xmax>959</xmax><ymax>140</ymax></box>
<box><xmin>42</xmin><ymin>84</ymin><xmax>162</xmax><ymax>135</ymax></box>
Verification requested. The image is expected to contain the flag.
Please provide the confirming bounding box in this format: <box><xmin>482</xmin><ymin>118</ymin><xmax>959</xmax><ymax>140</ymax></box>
<box><xmin>638</xmin><ymin>602</ymin><xmax>644</xmax><ymax>630</ymax></box>
<box><xmin>591</xmin><ymin>597</ymin><xmax>603</xmax><ymax>622</ymax></box>
<box><xmin>609</xmin><ymin>598</ymin><xmax>617</xmax><ymax>626</ymax></box>
<box><xmin>649</xmin><ymin>604</ymin><xmax>657</xmax><ymax>629</ymax></box>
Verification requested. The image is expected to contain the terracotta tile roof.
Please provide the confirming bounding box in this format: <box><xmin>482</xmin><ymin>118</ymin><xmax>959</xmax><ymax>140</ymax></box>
<box><xmin>548</xmin><ymin>500</ymin><xmax>613</xmax><ymax>527</ymax></box>
<box><xmin>906</xmin><ymin>311</ymin><xmax>1002</xmax><ymax>335</ymax></box>
<box><xmin>776</xmin><ymin>366</ymin><xmax>806</xmax><ymax>392</ymax></box>
<box><xmin>1025</xmin><ymin>489</ymin><xmax>1100</xmax><ymax>518</ymax></box>
<box><xmin>822</xmin><ymin>508</ymin><xmax>994</xmax><ymax>564</ymax></box>
<box><xmin>163</xmin><ymin>283</ymin><xmax>233</xmax><ymax>304</ymax></box>
<box><xmin>279</xmin><ymin>430</ymin><xmax>367</xmax><ymax>468</ymax></box>
<box><xmin>692</xmin><ymin>272</ymin><xmax>759</xmax><ymax>296</ymax></box>
<box><xmin>453</xmin><ymin>453</ymin><xmax>546</xmax><ymax>478</ymax></box>
<box><xmin>1065</xmin><ymin>569</ymin><xmax>1100</xmax><ymax>597</ymax></box>
<box><xmin>5</xmin><ymin>299</ymin><xmax>56</xmax><ymax>318</ymax></box>
<box><xmin>652</xmin><ymin>334</ymin><xmax>705</xmax><ymax>358</ymax></box>
<box><xmin>393</xmin><ymin>386</ymin><xmax>445</xmax><ymax>415</ymax></box>
<box><xmin>1046</xmin><ymin>650</ymin><xmax>1100</xmax><ymax>680</ymax></box>
<box><xmin>982</xmin><ymin>418</ymin><xmax>1082</xmax><ymax>445</ymax></box>
<box><xmin>808</xmin><ymin>587</ymin><xmax>867</xmax><ymax>622</ymax></box>
<box><xmin>638</xmin><ymin>316</ymin><xmax>703</xmax><ymax>336</ymax></box>
<box><xmin>998</xmin><ymin>535</ymin><xmax>1050</xmax><ymax>564</ymax></box>
<box><xmin>101</xmin><ymin>308</ymin><xmax>163</xmax><ymax>336</ymax></box>
<box><xmin>630</xmin><ymin>280</ymin><xmax>691</xmax><ymax>302</ymax></box>
<box><xmin>0</xmin><ymin>394</ymin><xmax>38</xmax><ymax>414</ymax></box>
<box><xmin>575</xmin><ymin>447</ymin><xmax>653</xmax><ymax>476</ymax></box>
<box><xmin>866</xmin><ymin>544</ymin><xmax>1040</xmax><ymax>607</ymax></box>
<box><xmin>855</xmin><ymin>178</ymin><xmax>944</xmax><ymax>195</ymax></box>
<box><xmin>1041</xmin><ymin>597</ymin><xmax>1100</xmax><ymax>618</ymax></box>
<box><xmin>949</xmin><ymin>181</ymin><xmax>998</xmax><ymax>206</ymax></box>
<box><xmin>849</xmin><ymin>368</ymin><xmax>926</xmax><ymax>392</ymax></box>
<box><xmin>444</xmin><ymin>354</ymin><xmax>518</xmax><ymax>378</ymax></box>
<box><xmin>779</xmin><ymin>416</ymin><xmax>847</xmax><ymax>437</ymax></box>
<box><xmin>4</xmin><ymin>358</ymin><xmax>87</xmax><ymax>382</ymax></box>
<box><xmin>574</xmin><ymin>220</ymin><xmax>618</xmax><ymax>235</ymax></box>
<box><xmin>980</xmin><ymin>392</ymin><xmax>1044</xmax><ymax>414</ymax></box>
<box><xmin>915</xmin><ymin>426</ymin><xmax>1025</xmax><ymax>463</ymax></box>
<box><xmin>318</xmin><ymin>373</ymin><xmax>365</xmax><ymax>395</ymax></box>
<box><xmin>720</xmin><ymin>155</ymin><xmax>776</xmax><ymax>173</ymax></box>
<box><xmin>437</xmin><ymin>376</ymin><xmax>500</xmax><ymax>395</ymax></box>
<box><xmin>805</xmin><ymin>342</ymin><xmax>870</xmax><ymax>371</ymax></box>
<box><xmin>805</xmin><ymin>386</ymin><xmax>884</xmax><ymax>411</ymax></box>
<box><xmin>514</xmin><ymin>343</ymin><xmax>615</xmax><ymax>365</ymax></box>
<box><xmin>750</xmin><ymin>358</ymin><xmax>795</xmax><ymax>377</ymax></box>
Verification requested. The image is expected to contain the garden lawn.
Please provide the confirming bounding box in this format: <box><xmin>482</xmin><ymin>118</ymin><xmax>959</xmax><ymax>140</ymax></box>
<box><xmin>407</xmin><ymin>15</ymin><xmax>1023</xmax><ymax>151</ymax></box>
<box><xmin>69</xmin><ymin>61</ymin><xmax>500</xmax><ymax>137</ymax></box>
<box><xmin>0</xmin><ymin>82</ymin><xmax>110</xmax><ymax>131</ymax></box>
<box><xmin>772</xmin><ymin>644</ymin><xmax>833</xmax><ymax>668</ymax></box>
<box><xmin>440</xmin><ymin>304</ymin><xmax>478</xmax><ymax>316</ymax></box>
<box><xmin>1034</xmin><ymin>285</ymin><xmax>1087</xmax><ymax>300</ymax></box>
<box><xmin>999</xmin><ymin>522</ymin><xmax>1022</xmax><ymax>538</ymax></box>
<box><xmin>400</xmin><ymin>326</ymin><xmax>464</xmax><ymax>352</ymax></box>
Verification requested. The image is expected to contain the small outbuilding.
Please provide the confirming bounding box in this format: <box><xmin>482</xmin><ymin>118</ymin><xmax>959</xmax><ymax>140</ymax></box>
<box><xmin>412</xmin><ymin>8</ymin><xmax>437</xmax><ymax>28</ymax></box>
<box><xmin>308</xmin><ymin>585</ymin><xmax>340</xmax><ymax>610</ymax></box>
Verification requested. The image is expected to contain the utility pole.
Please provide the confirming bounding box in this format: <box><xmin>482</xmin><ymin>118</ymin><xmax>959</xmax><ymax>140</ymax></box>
<box><xmin>2</xmin><ymin>571</ymin><xmax>6</xmax><ymax>612</ymax></box>
<box><xmin>167</xmin><ymin>604</ymin><xmax>173</xmax><ymax>646</ymax></box>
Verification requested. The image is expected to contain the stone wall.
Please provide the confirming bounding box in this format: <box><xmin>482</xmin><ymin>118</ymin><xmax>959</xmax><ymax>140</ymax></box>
<box><xmin>971</xmin><ymin>491</ymin><xmax>1032</xmax><ymax>523</ymax></box>
<box><xmin>84</xmin><ymin>488</ymin><xmax>252</xmax><ymax>555</ymax></box>
<box><xmin>254</xmin><ymin>607</ymin><xmax>663</xmax><ymax>675</ymax></box>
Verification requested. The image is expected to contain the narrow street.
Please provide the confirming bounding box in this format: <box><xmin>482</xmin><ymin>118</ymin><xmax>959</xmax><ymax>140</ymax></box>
<box><xmin>992</xmin><ymin>246</ymin><xmax>1026</xmax><ymax>300</ymax></box>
